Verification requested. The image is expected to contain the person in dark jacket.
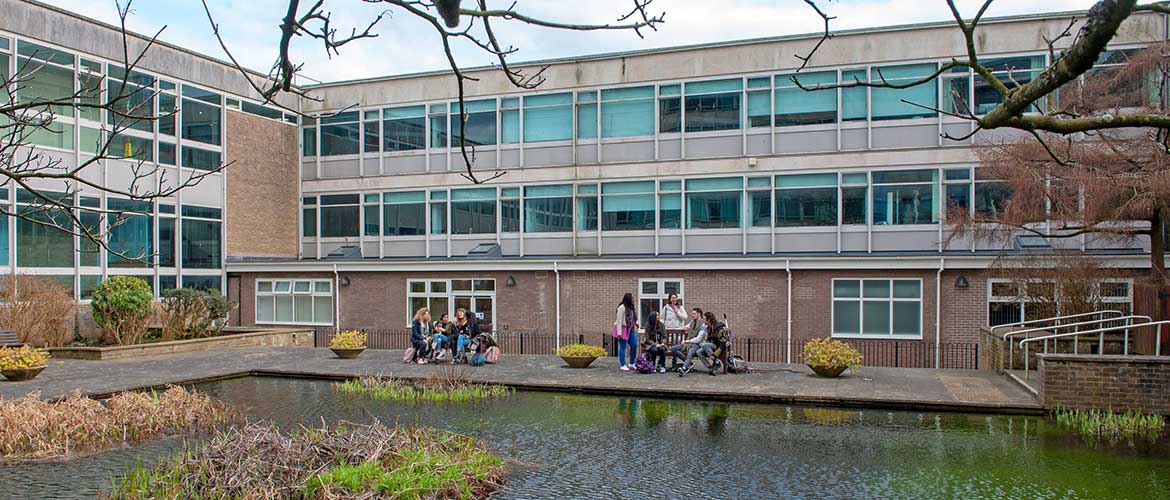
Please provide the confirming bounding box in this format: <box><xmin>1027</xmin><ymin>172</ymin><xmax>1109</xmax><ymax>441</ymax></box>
<box><xmin>704</xmin><ymin>311</ymin><xmax>730</xmax><ymax>375</ymax></box>
<box><xmin>431</xmin><ymin>312</ymin><xmax>453</xmax><ymax>360</ymax></box>
<box><xmin>410</xmin><ymin>307</ymin><xmax>432</xmax><ymax>364</ymax></box>
<box><xmin>641</xmin><ymin>309</ymin><xmax>669</xmax><ymax>373</ymax></box>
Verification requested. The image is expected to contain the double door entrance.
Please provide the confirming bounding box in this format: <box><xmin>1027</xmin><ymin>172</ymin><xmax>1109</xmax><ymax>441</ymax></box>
<box><xmin>407</xmin><ymin>278</ymin><xmax>496</xmax><ymax>327</ymax></box>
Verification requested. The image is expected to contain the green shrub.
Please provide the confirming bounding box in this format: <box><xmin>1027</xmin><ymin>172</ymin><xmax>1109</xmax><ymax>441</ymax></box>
<box><xmin>90</xmin><ymin>276</ymin><xmax>154</xmax><ymax>346</ymax></box>
<box><xmin>159</xmin><ymin>288</ymin><xmax>234</xmax><ymax>341</ymax></box>
<box><xmin>557</xmin><ymin>343</ymin><xmax>607</xmax><ymax>358</ymax></box>
<box><xmin>802</xmin><ymin>338</ymin><xmax>863</xmax><ymax>368</ymax></box>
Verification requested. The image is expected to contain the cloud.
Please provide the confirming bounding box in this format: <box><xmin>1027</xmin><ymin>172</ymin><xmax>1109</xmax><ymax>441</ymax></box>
<box><xmin>36</xmin><ymin>0</ymin><xmax>1099</xmax><ymax>84</ymax></box>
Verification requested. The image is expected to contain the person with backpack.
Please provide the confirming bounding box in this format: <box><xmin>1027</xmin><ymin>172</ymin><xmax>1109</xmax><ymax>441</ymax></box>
<box><xmin>641</xmin><ymin>309</ymin><xmax>669</xmax><ymax>373</ymax></box>
<box><xmin>613</xmin><ymin>292</ymin><xmax>639</xmax><ymax>371</ymax></box>
<box><xmin>676</xmin><ymin>307</ymin><xmax>716</xmax><ymax>377</ymax></box>
<box><xmin>704</xmin><ymin>312</ymin><xmax>730</xmax><ymax>375</ymax></box>
<box><xmin>410</xmin><ymin>307</ymin><xmax>432</xmax><ymax>364</ymax></box>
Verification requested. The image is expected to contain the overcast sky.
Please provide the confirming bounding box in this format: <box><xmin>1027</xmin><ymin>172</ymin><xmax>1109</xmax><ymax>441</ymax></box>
<box><xmin>40</xmin><ymin>0</ymin><xmax>1097</xmax><ymax>83</ymax></box>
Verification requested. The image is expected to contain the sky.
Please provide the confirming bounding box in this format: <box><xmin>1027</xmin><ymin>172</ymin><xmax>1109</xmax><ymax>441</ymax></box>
<box><xmin>39</xmin><ymin>0</ymin><xmax>1099</xmax><ymax>84</ymax></box>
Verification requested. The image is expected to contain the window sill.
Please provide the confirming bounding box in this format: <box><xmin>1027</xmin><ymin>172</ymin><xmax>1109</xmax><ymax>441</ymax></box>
<box><xmin>871</xmin><ymin>224</ymin><xmax>937</xmax><ymax>231</ymax></box>
<box><xmin>829</xmin><ymin>334</ymin><xmax>924</xmax><ymax>340</ymax></box>
<box><xmin>256</xmin><ymin>321</ymin><xmax>334</xmax><ymax>327</ymax></box>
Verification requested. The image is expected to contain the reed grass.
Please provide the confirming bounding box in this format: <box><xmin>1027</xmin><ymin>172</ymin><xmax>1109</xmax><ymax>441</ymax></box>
<box><xmin>336</xmin><ymin>369</ymin><xmax>512</xmax><ymax>403</ymax></box>
<box><xmin>103</xmin><ymin>421</ymin><xmax>505</xmax><ymax>500</ymax></box>
<box><xmin>0</xmin><ymin>386</ymin><xmax>240</xmax><ymax>461</ymax></box>
<box><xmin>1053</xmin><ymin>406</ymin><xmax>1166</xmax><ymax>444</ymax></box>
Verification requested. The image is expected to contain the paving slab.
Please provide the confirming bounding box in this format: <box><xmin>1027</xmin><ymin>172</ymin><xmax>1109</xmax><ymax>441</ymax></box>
<box><xmin>0</xmin><ymin>347</ymin><xmax>1042</xmax><ymax>414</ymax></box>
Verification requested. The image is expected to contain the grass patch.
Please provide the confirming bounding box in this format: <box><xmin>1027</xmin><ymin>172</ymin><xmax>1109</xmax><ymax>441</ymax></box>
<box><xmin>0</xmin><ymin>386</ymin><xmax>240</xmax><ymax>461</ymax></box>
<box><xmin>336</xmin><ymin>371</ymin><xmax>512</xmax><ymax>403</ymax></box>
<box><xmin>104</xmin><ymin>421</ymin><xmax>505</xmax><ymax>500</ymax></box>
<box><xmin>1053</xmin><ymin>406</ymin><xmax>1166</xmax><ymax>445</ymax></box>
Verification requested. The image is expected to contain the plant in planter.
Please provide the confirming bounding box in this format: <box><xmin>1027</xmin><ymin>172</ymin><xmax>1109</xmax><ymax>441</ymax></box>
<box><xmin>557</xmin><ymin>343</ymin><xmax>607</xmax><ymax>368</ymax></box>
<box><xmin>802</xmin><ymin>338</ymin><xmax>862</xmax><ymax>378</ymax></box>
<box><xmin>0</xmin><ymin>345</ymin><xmax>51</xmax><ymax>381</ymax></box>
<box><xmin>329</xmin><ymin>330</ymin><xmax>367</xmax><ymax>359</ymax></box>
<box><xmin>91</xmin><ymin>276</ymin><xmax>154</xmax><ymax>346</ymax></box>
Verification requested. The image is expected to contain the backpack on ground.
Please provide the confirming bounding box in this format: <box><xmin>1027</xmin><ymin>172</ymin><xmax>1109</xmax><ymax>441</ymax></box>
<box><xmin>470</xmin><ymin>353</ymin><xmax>486</xmax><ymax>366</ymax></box>
<box><xmin>727</xmin><ymin>355</ymin><xmax>749</xmax><ymax>374</ymax></box>
<box><xmin>402</xmin><ymin>347</ymin><xmax>415</xmax><ymax>363</ymax></box>
<box><xmin>634</xmin><ymin>353</ymin><xmax>655</xmax><ymax>374</ymax></box>
<box><xmin>484</xmin><ymin>346</ymin><xmax>501</xmax><ymax>364</ymax></box>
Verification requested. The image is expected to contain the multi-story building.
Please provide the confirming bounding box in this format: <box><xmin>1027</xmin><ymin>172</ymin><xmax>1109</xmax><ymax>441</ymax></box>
<box><xmin>3</xmin><ymin>0</ymin><xmax>1163</xmax><ymax>364</ymax></box>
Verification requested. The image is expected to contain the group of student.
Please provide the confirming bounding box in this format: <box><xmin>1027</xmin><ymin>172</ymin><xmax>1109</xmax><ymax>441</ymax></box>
<box><xmin>613</xmin><ymin>292</ymin><xmax>732</xmax><ymax>377</ymax></box>
<box><xmin>408</xmin><ymin>306</ymin><xmax>495</xmax><ymax>364</ymax></box>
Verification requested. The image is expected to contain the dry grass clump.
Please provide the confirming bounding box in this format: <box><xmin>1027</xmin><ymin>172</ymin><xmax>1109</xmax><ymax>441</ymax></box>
<box><xmin>0</xmin><ymin>386</ymin><xmax>240</xmax><ymax>460</ymax></box>
<box><xmin>0</xmin><ymin>274</ymin><xmax>75</xmax><ymax>347</ymax></box>
<box><xmin>104</xmin><ymin>421</ymin><xmax>506</xmax><ymax>500</ymax></box>
<box><xmin>337</xmin><ymin>368</ymin><xmax>512</xmax><ymax>403</ymax></box>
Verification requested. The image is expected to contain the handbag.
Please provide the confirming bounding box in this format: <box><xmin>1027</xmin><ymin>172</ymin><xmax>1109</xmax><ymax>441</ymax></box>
<box><xmin>612</xmin><ymin>324</ymin><xmax>622</xmax><ymax>339</ymax></box>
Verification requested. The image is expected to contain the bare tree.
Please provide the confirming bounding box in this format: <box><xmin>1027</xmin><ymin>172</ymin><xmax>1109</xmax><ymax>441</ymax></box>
<box><xmin>795</xmin><ymin>1</ymin><xmax>1170</xmax><ymax>283</ymax></box>
<box><xmin>201</xmin><ymin>0</ymin><xmax>665</xmax><ymax>183</ymax></box>
<box><xmin>989</xmin><ymin>252</ymin><xmax>1130</xmax><ymax>321</ymax></box>
<box><xmin>1</xmin><ymin>0</ymin><xmax>224</xmax><ymax>261</ymax></box>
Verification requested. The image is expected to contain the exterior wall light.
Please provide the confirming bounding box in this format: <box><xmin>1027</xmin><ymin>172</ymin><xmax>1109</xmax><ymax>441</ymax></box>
<box><xmin>954</xmin><ymin>276</ymin><xmax>969</xmax><ymax>288</ymax></box>
<box><xmin>505</xmin><ymin>275</ymin><xmax>517</xmax><ymax>287</ymax></box>
<box><xmin>339</xmin><ymin>276</ymin><xmax>351</xmax><ymax>286</ymax></box>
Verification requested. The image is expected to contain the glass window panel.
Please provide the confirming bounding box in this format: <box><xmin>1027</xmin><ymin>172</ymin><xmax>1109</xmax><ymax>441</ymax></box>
<box><xmin>946</xmin><ymin>184</ymin><xmax>970</xmax><ymax>213</ymax></box>
<box><xmin>181</xmin><ymin>97</ymin><xmax>222</xmax><ymax>146</ymax></box>
<box><xmin>107</xmin><ymin>208</ymin><xmax>152</xmax><ymax>268</ymax></box>
<box><xmin>686</xmin><ymin>191</ymin><xmax>741</xmax><ymax>229</ymax></box>
<box><xmin>576</xmin><ymin>103</ymin><xmax>598</xmax><ymax>139</ymax></box>
<box><xmin>775</xmin><ymin>187</ymin><xmax>836</xmax><ymax>227</ymax></box>
<box><xmin>602</xmin><ymin>193</ymin><xmax>655</xmax><ymax>231</ymax></box>
<box><xmin>660</xmin><ymin>181</ymin><xmax>682</xmax><ymax>191</ymax></box>
<box><xmin>430</xmin><ymin>203</ymin><xmax>447</xmax><ymax>234</ymax></box>
<box><xmin>747</xmin><ymin>90</ymin><xmax>771</xmax><ymax>127</ymax></box>
<box><xmin>156</xmin><ymin>217</ymin><xmax>174</xmax><ymax>267</ymax></box>
<box><xmin>257</xmin><ymin>296</ymin><xmax>275</xmax><ymax>322</ymax></box>
<box><xmin>750</xmin><ymin>190</ymin><xmax>771</xmax><ymax>227</ymax></box>
<box><xmin>871</xmin><ymin>63</ymin><xmax>938</xmax><ymax>120</ymax></box>
<box><xmin>501</xmin><ymin>187</ymin><xmax>520</xmax><ymax>198</ymax></box>
<box><xmin>274</xmin><ymin>281</ymin><xmax>291</xmax><ymax>293</ymax></box>
<box><xmin>863</xmin><ymin>302</ymin><xmax>890</xmax><ymax>334</ymax></box>
<box><xmin>474</xmin><ymin>279</ymin><xmax>494</xmax><ymax>291</ymax></box>
<box><xmin>601</xmin><ymin>98</ymin><xmax>654</xmax><ymax>138</ymax></box>
<box><xmin>775</xmin><ymin>71</ymin><xmax>836</xmax><ymax>126</ymax></box>
<box><xmin>747</xmin><ymin>177</ymin><xmax>771</xmax><ymax>188</ymax></box>
<box><xmin>659</xmin><ymin>97</ymin><xmax>681</xmax><ymax>133</ymax></box>
<box><xmin>159</xmin><ymin>142</ymin><xmax>176</xmax><ymax>166</ymax></box>
<box><xmin>181</xmin><ymin>146</ymin><xmax>220</xmax><ymax>171</ymax></box>
<box><xmin>658</xmin><ymin>85</ymin><xmax>680</xmax><ymax>96</ymax></box>
<box><xmin>159</xmin><ymin>276</ymin><xmax>178</xmax><ymax>293</ymax></box>
<box><xmin>79</xmin><ymin>209</ymin><xmax>101</xmax><ymax>266</ymax></box>
<box><xmin>410</xmin><ymin>281</ymin><xmax>426</xmax><ymax>293</ymax></box>
<box><xmin>659</xmin><ymin>193</ymin><xmax>681</xmax><ymax>229</ymax></box>
<box><xmin>0</xmin><ymin>216</ymin><xmax>7</xmax><ymax>266</ymax></box>
<box><xmin>431</xmin><ymin>281</ymin><xmax>448</xmax><ymax>293</ymax></box>
<box><xmin>320</xmin><ymin>122</ymin><xmax>359</xmax><ymax>155</ymax></box>
<box><xmin>974</xmin><ymin>182</ymin><xmax>1012</xmax><ymax>219</ymax></box>
<box><xmin>17</xmin><ymin>40</ymin><xmax>74</xmax><ymax>66</ymax></box>
<box><xmin>321</xmin><ymin>194</ymin><xmax>359</xmax><ymax>205</ymax></box>
<box><xmin>686</xmin><ymin>177</ymin><xmax>743</xmax><ymax>191</ymax></box>
<box><xmin>842</xmin><ymin>69</ymin><xmax>867</xmax><ymax>121</ymax></box>
<box><xmin>320</xmin><ymin>205</ymin><xmax>359</xmax><ymax>237</ymax></box>
<box><xmin>778</xmin><ymin>173</ymin><xmax>836</xmax><ymax>188</ymax></box>
<box><xmin>893</xmin><ymin>280</ymin><xmax>920</xmax><ymax>298</ymax></box>
<box><xmin>686</xmin><ymin>79</ymin><xmax>743</xmax><ymax>94</ymax></box>
<box><xmin>27</xmin><ymin>122</ymin><xmax>74</xmax><ymax>150</ymax></box>
<box><xmin>181</xmin><ymin>85</ymin><xmax>220</xmax><ymax>105</ymax></box>
<box><xmin>294</xmin><ymin>296</ymin><xmax>313</xmax><ymax>323</ymax></box>
<box><xmin>577</xmin><ymin>184</ymin><xmax>598</xmax><ymax>195</ymax></box>
<box><xmin>942</xmin><ymin>76</ymin><xmax>970</xmax><ymax>115</ymax></box>
<box><xmin>302</xmin><ymin>207</ymin><xmax>317</xmax><ymax>237</ymax></box>
<box><xmin>450</xmin><ymin>200</ymin><xmax>496</xmax><ymax>234</ymax></box>
<box><xmin>383</xmin><ymin>203</ymin><xmax>424</xmax><ymax>236</ymax></box>
<box><xmin>863</xmin><ymin>280</ymin><xmax>890</xmax><ymax>298</ymax></box>
<box><xmin>944</xmin><ymin>168</ymin><xmax>971</xmax><ymax>181</ymax></box>
<box><xmin>429</xmin><ymin>112</ymin><xmax>448</xmax><ymax>148</ymax></box>
<box><xmin>79</xmin><ymin>73</ymin><xmax>103</xmax><ymax>122</ymax></box>
<box><xmin>363</xmin><ymin>205</ymin><xmax>379</xmax><ymax>236</ymax></box>
<box><xmin>872</xmin><ymin>169</ymin><xmax>936</xmax><ymax>184</ymax></box>
<box><xmin>452</xmin><ymin>279</ymin><xmax>473</xmax><ymax>291</ymax></box>
<box><xmin>363</xmin><ymin>120</ymin><xmax>379</xmax><ymax>152</ymax></box>
<box><xmin>181</xmin><ymin>218</ymin><xmax>222</xmax><ymax>268</ymax></box>
<box><xmin>641</xmin><ymin>281</ymin><xmax>658</xmax><ymax>294</ymax></box>
<box><xmin>843</xmin><ymin>173</ymin><xmax>868</xmax><ymax>185</ymax></box>
<box><xmin>384</xmin><ymin>191</ymin><xmax>426</xmax><ymax>203</ymax></box>
<box><xmin>258</xmin><ymin>281</ymin><xmax>273</xmax><ymax>293</ymax></box>
<box><xmin>523</xmin><ymin>102</ymin><xmax>572</xmax><ymax>142</ymax></box>
<box><xmin>501</xmin><ymin>109</ymin><xmax>519</xmax><ymax>144</ymax></box>
<box><xmin>685</xmin><ymin>93</ymin><xmax>741</xmax><ymax>132</ymax></box>
<box><xmin>451</xmin><ymin>187</ymin><xmax>495</xmax><ymax>201</ymax></box>
<box><xmin>314</xmin><ymin>297</ymin><xmax>333</xmax><ymax>324</ymax></box>
<box><xmin>275</xmin><ymin>295</ymin><xmax>293</xmax><ymax>322</ymax></box>
<box><xmin>451</xmin><ymin>110</ymin><xmax>496</xmax><ymax>146</ymax></box>
<box><xmin>16</xmin><ymin>206</ymin><xmax>74</xmax><ymax>267</ymax></box>
<box><xmin>302</xmin><ymin>126</ymin><xmax>317</xmax><ymax>156</ymax></box>
<box><xmin>975</xmin><ymin>56</ymin><xmax>1044</xmax><ymax>114</ymax></box>
<box><xmin>576</xmin><ymin>197</ymin><xmax>598</xmax><ymax>230</ymax></box>
<box><xmin>873</xmin><ymin>185</ymin><xmax>937</xmax><ymax>225</ymax></box>
<box><xmin>833</xmin><ymin>301</ymin><xmax>860</xmax><ymax>334</ymax></box>
<box><xmin>501</xmin><ymin>198</ymin><xmax>519</xmax><ymax>232</ymax></box>
<box><xmin>842</xmin><ymin>186</ymin><xmax>867</xmax><ymax>225</ymax></box>
<box><xmin>16</xmin><ymin>57</ymin><xmax>75</xmax><ymax>116</ymax></box>
<box><xmin>834</xmin><ymin>280</ymin><xmax>860</xmax><ymax>298</ymax></box>
<box><xmin>315</xmin><ymin>281</ymin><xmax>332</xmax><ymax>293</ymax></box>
<box><xmin>525</xmin><ymin>184</ymin><xmax>573</xmax><ymax>197</ymax></box>
<box><xmin>382</xmin><ymin>115</ymin><xmax>426</xmax><ymax>151</ymax></box>
<box><xmin>892</xmin><ymin>302</ymin><xmax>920</xmax><ymax>335</ymax></box>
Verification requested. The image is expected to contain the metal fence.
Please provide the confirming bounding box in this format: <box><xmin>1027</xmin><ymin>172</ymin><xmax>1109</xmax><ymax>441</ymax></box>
<box><xmin>315</xmin><ymin>328</ymin><xmax>979</xmax><ymax>369</ymax></box>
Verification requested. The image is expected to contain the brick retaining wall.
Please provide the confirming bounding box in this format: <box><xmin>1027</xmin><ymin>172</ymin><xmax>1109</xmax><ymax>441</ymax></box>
<box><xmin>1037</xmin><ymin>354</ymin><xmax>1170</xmax><ymax>415</ymax></box>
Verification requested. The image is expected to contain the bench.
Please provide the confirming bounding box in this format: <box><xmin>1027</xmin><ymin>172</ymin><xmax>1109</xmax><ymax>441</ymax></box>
<box><xmin>0</xmin><ymin>329</ymin><xmax>23</xmax><ymax>348</ymax></box>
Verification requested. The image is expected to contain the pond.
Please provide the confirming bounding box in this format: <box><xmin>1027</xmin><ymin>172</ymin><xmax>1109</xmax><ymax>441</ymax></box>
<box><xmin>2</xmin><ymin>376</ymin><xmax>1168</xmax><ymax>499</ymax></box>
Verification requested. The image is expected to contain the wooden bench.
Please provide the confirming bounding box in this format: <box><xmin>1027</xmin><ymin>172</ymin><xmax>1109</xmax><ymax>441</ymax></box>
<box><xmin>0</xmin><ymin>329</ymin><xmax>23</xmax><ymax>348</ymax></box>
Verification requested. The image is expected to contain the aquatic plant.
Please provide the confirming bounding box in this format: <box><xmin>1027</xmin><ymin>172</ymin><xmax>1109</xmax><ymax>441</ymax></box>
<box><xmin>1053</xmin><ymin>406</ymin><xmax>1166</xmax><ymax>445</ymax></box>
<box><xmin>329</xmin><ymin>330</ymin><xmax>368</xmax><ymax>349</ymax></box>
<box><xmin>0</xmin><ymin>345</ymin><xmax>50</xmax><ymax>371</ymax></box>
<box><xmin>336</xmin><ymin>372</ymin><xmax>512</xmax><ymax>403</ymax></box>
<box><xmin>104</xmin><ymin>421</ymin><xmax>505</xmax><ymax>500</ymax></box>
<box><xmin>0</xmin><ymin>386</ymin><xmax>240</xmax><ymax>460</ymax></box>
<box><xmin>557</xmin><ymin>343</ymin><xmax>607</xmax><ymax>358</ymax></box>
<box><xmin>802</xmin><ymin>338</ymin><xmax>863</xmax><ymax>368</ymax></box>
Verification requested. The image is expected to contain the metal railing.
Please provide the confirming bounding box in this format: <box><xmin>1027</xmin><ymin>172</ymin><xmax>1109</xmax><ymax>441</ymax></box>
<box><xmin>991</xmin><ymin>310</ymin><xmax>1124</xmax><ymax>337</ymax></box>
<box><xmin>1018</xmin><ymin>319</ymin><xmax>1169</xmax><ymax>380</ymax></box>
<box><xmin>1003</xmin><ymin>314</ymin><xmax>1150</xmax><ymax>371</ymax></box>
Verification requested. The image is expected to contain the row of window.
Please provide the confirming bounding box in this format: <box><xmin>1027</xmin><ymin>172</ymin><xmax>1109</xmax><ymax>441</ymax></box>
<box><xmin>0</xmin><ymin>189</ymin><xmax>222</xmax><ymax>270</ymax></box>
<box><xmin>986</xmin><ymin>280</ymin><xmax>1133</xmax><ymax>327</ymax></box>
<box><xmin>256</xmin><ymin>279</ymin><xmax>334</xmax><ymax>326</ymax></box>
<box><xmin>2</xmin><ymin>35</ymin><xmax>293</xmax><ymax>171</ymax></box>
<box><xmin>301</xmin><ymin>54</ymin><xmax>1071</xmax><ymax>157</ymax></box>
<box><xmin>301</xmin><ymin>167</ymin><xmax>1010</xmax><ymax>238</ymax></box>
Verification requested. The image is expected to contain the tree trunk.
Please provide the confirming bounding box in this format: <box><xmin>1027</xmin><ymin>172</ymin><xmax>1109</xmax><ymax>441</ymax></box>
<box><xmin>1152</xmin><ymin>210</ymin><xmax>1166</xmax><ymax>284</ymax></box>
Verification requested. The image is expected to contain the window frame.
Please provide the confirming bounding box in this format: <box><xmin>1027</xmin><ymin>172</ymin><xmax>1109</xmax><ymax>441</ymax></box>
<box><xmin>637</xmin><ymin>278</ymin><xmax>685</xmax><ymax>330</ymax></box>
<box><xmin>255</xmin><ymin>278</ymin><xmax>334</xmax><ymax>326</ymax></box>
<box><xmin>831</xmin><ymin>278</ymin><xmax>924</xmax><ymax>339</ymax></box>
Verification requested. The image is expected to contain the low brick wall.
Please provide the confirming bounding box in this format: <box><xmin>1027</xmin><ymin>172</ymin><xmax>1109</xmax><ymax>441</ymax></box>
<box><xmin>979</xmin><ymin>327</ymin><xmax>1006</xmax><ymax>372</ymax></box>
<box><xmin>1036</xmin><ymin>354</ymin><xmax>1170</xmax><ymax>415</ymax></box>
<box><xmin>49</xmin><ymin>328</ymin><xmax>313</xmax><ymax>360</ymax></box>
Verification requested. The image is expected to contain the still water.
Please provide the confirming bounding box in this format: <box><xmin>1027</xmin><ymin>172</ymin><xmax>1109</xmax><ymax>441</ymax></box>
<box><xmin>2</xmin><ymin>376</ymin><xmax>1168</xmax><ymax>500</ymax></box>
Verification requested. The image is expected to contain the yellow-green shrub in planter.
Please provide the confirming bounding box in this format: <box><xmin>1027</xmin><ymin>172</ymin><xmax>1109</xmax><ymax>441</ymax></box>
<box><xmin>802</xmin><ymin>338</ymin><xmax>862</xmax><ymax>378</ymax></box>
<box><xmin>0</xmin><ymin>345</ymin><xmax>50</xmax><ymax>381</ymax></box>
<box><xmin>329</xmin><ymin>330</ymin><xmax>367</xmax><ymax>359</ymax></box>
<box><xmin>557</xmin><ymin>343</ymin><xmax>606</xmax><ymax>368</ymax></box>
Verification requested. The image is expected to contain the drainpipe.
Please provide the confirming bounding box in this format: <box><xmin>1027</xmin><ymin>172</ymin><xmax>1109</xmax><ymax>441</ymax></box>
<box><xmin>333</xmin><ymin>264</ymin><xmax>341</xmax><ymax>329</ymax></box>
<box><xmin>785</xmin><ymin>259</ymin><xmax>793</xmax><ymax>364</ymax></box>
<box><xmin>936</xmin><ymin>258</ymin><xmax>944</xmax><ymax>369</ymax></box>
<box><xmin>554</xmin><ymin>261</ymin><xmax>562</xmax><ymax>351</ymax></box>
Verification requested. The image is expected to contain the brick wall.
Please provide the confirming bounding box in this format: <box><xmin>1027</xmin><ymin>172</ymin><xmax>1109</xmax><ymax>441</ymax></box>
<box><xmin>1037</xmin><ymin>354</ymin><xmax>1170</xmax><ymax>414</ymax></box>
<box><xmin>224</xmin><ymin>110</ymin><xmax>299</xmax><ymax>259</ymax></box>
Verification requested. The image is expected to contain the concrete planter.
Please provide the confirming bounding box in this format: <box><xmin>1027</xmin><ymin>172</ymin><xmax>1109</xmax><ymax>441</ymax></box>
<box><xmin>809</xmin><ymin>364</ymin><xmax>849</xmax><ymax>378</ymax></box>
<box><xmin>48</xmin><ymin>329</ymin><xmax>313</xmax><ymax>360</ymax></box>
<box><xmin>1</xmin><ymin>366</ymin><xmax>46</xmax><ymax>381</ymax></box>
<box><xmin>331</xmin><ymin>348</ymin><xmax>365</xmax><ymax>359</ymax></box>
<box><xmin>561</xmin><ymin>355</ymin><xmax>598</xmax><ymax>368</ymax></box>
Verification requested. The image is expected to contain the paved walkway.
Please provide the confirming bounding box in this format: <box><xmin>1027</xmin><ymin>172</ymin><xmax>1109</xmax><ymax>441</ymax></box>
<box><xmin>0</xmin><ymin>347</ymin><xmax>1042</xmax><ymax>414</ymax></box>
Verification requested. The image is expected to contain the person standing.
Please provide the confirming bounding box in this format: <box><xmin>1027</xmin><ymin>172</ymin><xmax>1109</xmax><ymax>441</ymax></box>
<box><xmin>662</xmin><ymin>293</ymin><xmax>687</xmax><ymax>331</ymax></box>
<box><xmin>614</xmin><ymin>292</ymin><xmax>639</xmax><ymax>371</ymax></box>
<box><xmin>642</xmin><ymin>309</ymin><xmax>669</xmax><ymax>373</ymax></box>
<box><xmin>410</xmin><ymin>307</ymin><xmax>432</xmax><ymax>364</ymax></box>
